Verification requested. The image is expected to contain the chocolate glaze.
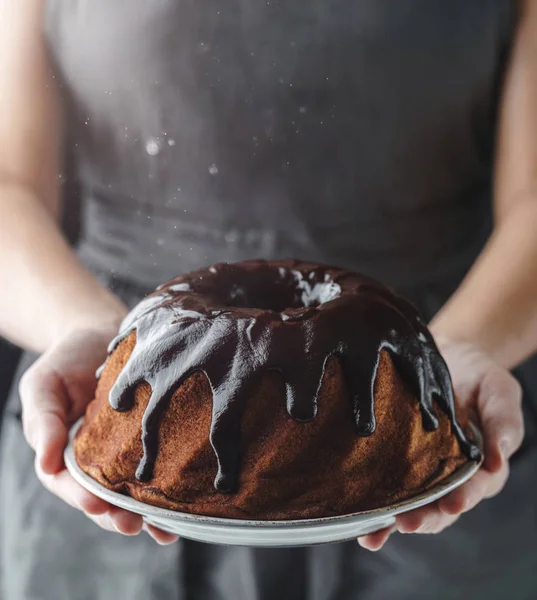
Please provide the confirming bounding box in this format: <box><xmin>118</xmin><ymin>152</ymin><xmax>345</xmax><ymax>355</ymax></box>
<box><xmin>100</xmin><ymin>259</ymin><xmax>480</xmax><ymax>493</ymax></box>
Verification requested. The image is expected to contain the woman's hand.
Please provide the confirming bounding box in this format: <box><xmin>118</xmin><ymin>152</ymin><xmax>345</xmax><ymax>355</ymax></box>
<box><xmin>359</xmin><ymin>338</ymin><xmax>525</xmax><ymax>551</ymax></box>
<box><xmin>20</xmin><ymin>326</ymin><xmax>178</xmax><ymax>545</ymax></box>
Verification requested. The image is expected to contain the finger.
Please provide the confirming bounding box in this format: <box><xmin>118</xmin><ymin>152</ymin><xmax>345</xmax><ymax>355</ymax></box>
<box><xmin>20</xmin><ymin>368</ymin><xmax>70</xmax><ymax>475</ymax></box>
<box><xmin>37</xmin><ymin>462</ymin><xmax>145</xmax><ymax>536</ymax></box>
<box><xmin>417</xmin><ymin>511</ymin><xmax>459</xmax><ymax>535</ymax></box>
<box><xmin>358</xmin><ymin>525</ymin><xmax>395</xmax><ymax>551</ymax></box>
<box><xmin>36</xmin><ymin>460</ymin><xmax>109</xmax><ymax>515</ymax></box>
<box><xmin>85</xmin><ymin>510</ymin><xmax>142</xmax><ymax>536</ymax></box>
<box><xmin>396</xmin><ymin>504</ymin><xmax>433</xmax><ymax>534</ymax></box>
<box><xmin>478</xmin><ymin>369</ymin><xmax>523</xmax><ymax>471</ymax></box>
<box><xmin>143</xmin><ymin>523</ymin><xmax>179</xmax><ymax>545</ymax></box>
<box><xmin>439</xmin><ymin>462</ymin><xmax>510</xmax><ymax>515</ymax></box>
<box><xmin>397</xmin><ymin>503</ymin><xmax>459</xmax><ymax>535</ymax></box>
<box><xmin>108</xmin><ymin>505</ymin><xmax>144</xmax><ymax>535</ymax></box>
<box><xmin>86</xmin><ymin>512</ymin><xmax>118</xmax><ymax>533</ymax></box>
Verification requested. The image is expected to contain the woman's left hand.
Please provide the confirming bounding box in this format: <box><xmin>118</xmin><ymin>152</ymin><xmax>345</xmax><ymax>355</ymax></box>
<box><xmin>358</xmin><ymin>338</ymin><xmax>525</xmax><ymax>551</ymax></box>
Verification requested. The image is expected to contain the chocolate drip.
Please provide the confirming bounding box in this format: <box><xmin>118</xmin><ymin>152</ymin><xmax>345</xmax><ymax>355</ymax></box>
<box><xmin>101</xmin><ymin>259</ymin><xmax>480</xmax><ymax>493</ymax></box>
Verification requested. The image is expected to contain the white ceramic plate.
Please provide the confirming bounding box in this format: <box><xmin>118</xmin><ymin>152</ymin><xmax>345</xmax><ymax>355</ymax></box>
<box><xmin>65</xmin><ymin>420</ymin><xmax>482</xmax><ymax>547</ymax></box>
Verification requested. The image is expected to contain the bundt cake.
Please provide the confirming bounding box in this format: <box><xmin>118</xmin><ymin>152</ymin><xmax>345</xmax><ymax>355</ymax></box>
<box><xmin>74</xmin><ymin>259</ymin><xmax>480</xmax><ymax>520</ymax></box>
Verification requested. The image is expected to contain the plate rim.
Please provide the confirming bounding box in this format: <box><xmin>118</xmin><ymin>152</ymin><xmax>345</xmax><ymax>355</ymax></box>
<box><xmin>65</xmin><ymin>419</ymin><xmax>483</xmax><ymax>529</ymax></box>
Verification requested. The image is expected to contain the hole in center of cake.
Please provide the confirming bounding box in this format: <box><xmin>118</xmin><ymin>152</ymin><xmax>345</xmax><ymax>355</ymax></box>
<box><xmin>223</xmin><ymin>268</ymin><xmax>342</xmax><ymax>312</ymax></box>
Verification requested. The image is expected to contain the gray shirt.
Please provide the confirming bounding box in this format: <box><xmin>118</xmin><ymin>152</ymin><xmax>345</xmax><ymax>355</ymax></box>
<box><xmin>45</xmin><ymin>0</ymin><xmax>513</xmax><ymax>293</ymax></box>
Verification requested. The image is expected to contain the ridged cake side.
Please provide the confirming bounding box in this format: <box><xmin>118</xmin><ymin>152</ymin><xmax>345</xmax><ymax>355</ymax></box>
<box><xmin>74</xmin><ymin>332</ymin><xmax>471</xmax><ymax>520</ymax></box>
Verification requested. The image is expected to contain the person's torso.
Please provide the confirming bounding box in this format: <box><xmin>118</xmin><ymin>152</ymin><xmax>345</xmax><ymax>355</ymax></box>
<box><xmin>44</xmin><ymin>0</ymin><xmax>515</xmax><ymax>293</ymax></box>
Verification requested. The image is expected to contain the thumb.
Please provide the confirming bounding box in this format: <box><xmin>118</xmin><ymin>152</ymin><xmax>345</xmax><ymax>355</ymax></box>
<box><xmin>20</xmin><ymin>366</ymin><xmax>69</xmax><ymax>475</ymax></box>
<box><xmin>477</xmin><ymin>367</ymin><xmax>524</xmax><ymax>473</ymax></box>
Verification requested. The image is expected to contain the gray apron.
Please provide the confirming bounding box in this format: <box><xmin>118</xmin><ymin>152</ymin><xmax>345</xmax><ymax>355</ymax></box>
<box><xmin>2</xmin><ymin>1</ymin><xmax>537</xmax><ymax>598</ymax></box>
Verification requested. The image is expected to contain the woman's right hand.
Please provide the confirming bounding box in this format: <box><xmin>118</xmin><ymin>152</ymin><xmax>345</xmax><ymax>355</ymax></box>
<box><xmin>19</xmin><ymin>326</ymin><xmax>178</xmax><ymax>545</ymax></box>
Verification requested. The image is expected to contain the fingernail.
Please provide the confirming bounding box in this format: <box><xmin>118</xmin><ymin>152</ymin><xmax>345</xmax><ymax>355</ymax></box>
<box><xmin>107</xmin><ymin>515</ymin><xmax>120</xmax><ymax>532</ymax></box>
<box><xmin>34</xmin><ymin>427</ymin><xmax>43</xmax><ymax>454</ymax></box>
<box><xmin>499</xmin><ymin>440</ymin><xmax>509</xmax><ymax>461</ymax></box>
<box><xmin>35</xmin><ymin>432</ymin><xmax>46</xmax><ymax>468</ymax></box>
<box><xmin>156</xmin><ymin>537</ymin><xmax>179</xmax><ymax>546</ymax></box>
